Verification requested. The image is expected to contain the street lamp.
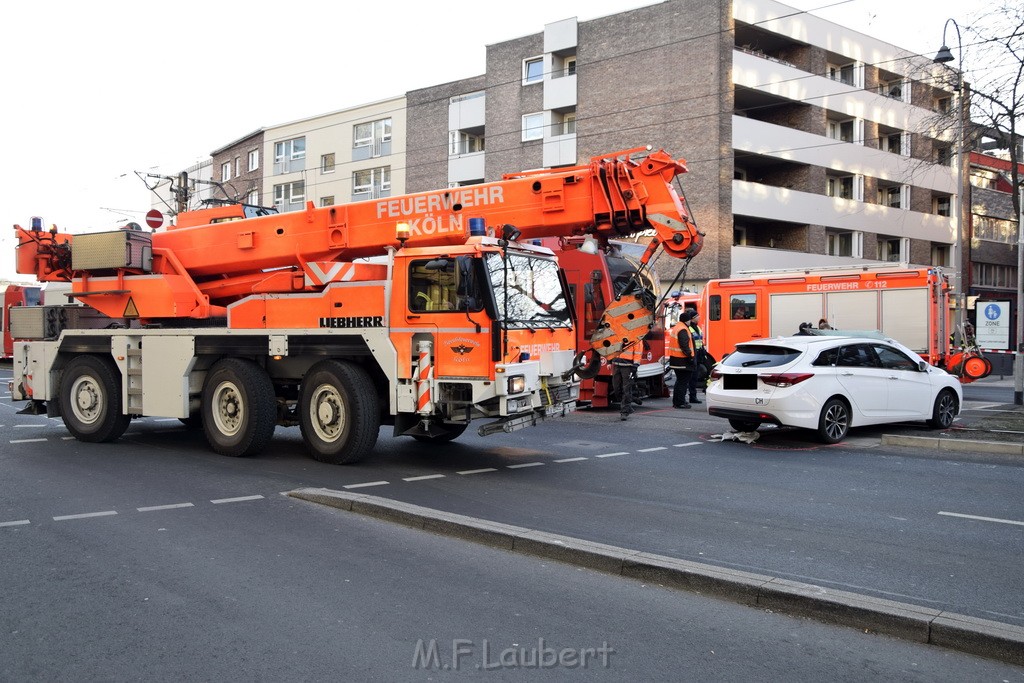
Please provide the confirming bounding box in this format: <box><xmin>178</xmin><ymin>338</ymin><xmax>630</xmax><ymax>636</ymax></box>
<box><xmin>934</xmin><ymin>18</ymin><xmax>967</xmax><ymax>348</ymax></box>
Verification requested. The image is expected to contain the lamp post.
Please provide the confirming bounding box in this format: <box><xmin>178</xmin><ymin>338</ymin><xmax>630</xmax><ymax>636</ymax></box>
<box><xmin>1015</xmin><ymin>186</ymin><xmax>1023</xmax><ymax>405</ymax></box>
<box><xmin>934</xmin><ymin>18</ymin><xmax>967</xmax><ymax>348</ymax></box>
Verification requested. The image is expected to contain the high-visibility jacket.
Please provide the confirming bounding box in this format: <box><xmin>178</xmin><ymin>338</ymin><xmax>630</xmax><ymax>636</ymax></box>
<box><xmin>612</xmin><ymin>340</ymin><xmax>644</xmax><ymax>365</ymax></box>
<box><xmin>667</xmin><ymin>322</ymin><xmax>694</xmax><ymax>359</ymax></box>
<box><xmin>688</xmin><ymin>323</ymin><xmax>704</xmax><ymax>351</ymax></box>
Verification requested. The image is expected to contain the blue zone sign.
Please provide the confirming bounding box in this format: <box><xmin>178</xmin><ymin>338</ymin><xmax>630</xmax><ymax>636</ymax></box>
<box><xmin>976</xmin><ymin>301</ymin><xmax>1010</xmax><ymax>350</ymax></box>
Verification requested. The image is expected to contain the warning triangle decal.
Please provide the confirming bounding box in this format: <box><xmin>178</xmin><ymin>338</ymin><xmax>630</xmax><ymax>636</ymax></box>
<box><xmin>123</xmin><ymin>298</ymin><xmax>139</xmax><ymax>318</ymax></box>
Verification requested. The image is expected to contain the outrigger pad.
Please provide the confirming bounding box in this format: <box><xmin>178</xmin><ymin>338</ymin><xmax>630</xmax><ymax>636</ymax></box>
<box><xmin>16</xmin><ymin>400</ymin><xmax>47</xmax><ymax>416</ymax></box>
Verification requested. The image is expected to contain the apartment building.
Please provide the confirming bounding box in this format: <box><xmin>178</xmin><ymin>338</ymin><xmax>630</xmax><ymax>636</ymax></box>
<box><xmin>405</xmin><ymin>0</ymin><xmax>964</xmax><ymax>288</ymax></box>
<box><xmin>260</xmin><ymin>97</ymin><xmax>406</xmax><ymax>212</ymax></box>
<box><xmin>211</xmin><ymin>130</ymin><xmax>265</xmax><ymax>206</ymax></box>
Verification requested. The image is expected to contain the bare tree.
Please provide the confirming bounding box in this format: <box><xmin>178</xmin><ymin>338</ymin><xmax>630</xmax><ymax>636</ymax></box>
<box><xmin>963</xmin><ymin>3</ymin><xmax>1024</xmax><ymax>219</ymax></box>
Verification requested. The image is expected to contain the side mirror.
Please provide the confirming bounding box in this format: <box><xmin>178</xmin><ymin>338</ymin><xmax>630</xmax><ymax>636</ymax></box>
<box><xmin>918</xmin><ymin>360</ymin><xmax>928</xmax><ymax>372</ymax></box>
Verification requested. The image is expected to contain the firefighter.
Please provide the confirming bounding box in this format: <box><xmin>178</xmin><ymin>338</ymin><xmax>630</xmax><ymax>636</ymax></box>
<box><xmin>667</xmin><ymin>309</ymin><xmax>696</xmax><ymax>409</ymax></box>
<box><xmin>612</xmin><ymin>340</ymin><xmax>644</xmax><ymax>420</ymax></box>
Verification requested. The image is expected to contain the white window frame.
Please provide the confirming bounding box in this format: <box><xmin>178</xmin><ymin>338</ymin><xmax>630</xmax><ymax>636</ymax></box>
<box><xmin>879</xmin><ymin>237</ymin><xmax>909</xmax><ymax>262</ymax></box>
<box><xmin>562</xmin><ymin>112</ymin><xmax>576</xmax><ymax>135</ymax></box>
<box><xmin>321</xmin><ymin>153</ymin><xmax>336</xmax><ymax>174</ymax></box>
<box><xmin>247</xmin><ymin>190</ymin><xmax>260</xmax><ymax>205</ymax></box>
<box><xmin>827</xmin><ymin>230</ymin><xmax>864</xmax><ymax>258</ymax></box>
<box><xmin>273</xmin><ymin>181</ymin><xmax>305</xmax><ymax>210</ymax></box>
<box><xmin>827</xmin><ymin>175</ymin><xmax>855</xmax><ymax>200</ymax></box>
<box><xmin>221</xmin><ymin>161</ymin><xmax>231</xmax><ymax>181</ymax></box>
<box><xmin>523</xmin><ymin>56</ymin><xmax>544</xmax><ymax>85</ymax></box>
<box><xmin>522</xmin><ymin>113</ymin><xmax>544</xmax><ymax>142</ymax></box>
<box><xmin>247</xmin><ymin>149</ymin><xmax>259</xmax><ymax>172</ymax></box>
<box><xmin>352</xmin><ymin>166</ymin><xmax>392</xmax><ymax>201</ymax></box>
<box><xmin>828</xmin><ymin>119</ymin><xmax>855</xmax><ymax>143</ymax></box>
<box><xmin>353</xmin><ymin>118</ymin><xmax>393</xmax><ymax>157</ymax></box>
<box><xmin>275</xmin><ymin>138</ymin><xmax>305</xmax><ymax>163</ymax></box>
<box><xmin>564</xmin><ymin>56</ymin><xmax>576</xmax><ymax>77</ymax></box>
<box><xmin>320</xmin><ymin>196</ymin><xmax>335</xmax><ymax>207</ymax></box>
<box><xmin>934</xmin><ymin>196</ymin><xmax>951</xmax><ymax>216</ymax></box>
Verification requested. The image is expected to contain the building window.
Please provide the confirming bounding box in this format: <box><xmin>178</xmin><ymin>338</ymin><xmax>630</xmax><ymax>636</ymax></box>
<box><xmin>274</xmin><ymin>137</ymin><xmax>305</xmax><ymax>174</ymax></box>
<box><xmin>273</xmin><ymin>181</ymin><xmax>305</xmax><ymax>211</ymax></box>
<box><xmin>827</xmin><ymin>119</ymin><xmax>854</xmax><ymax>143</ymax></box>
<box><xmin>826</xmin><ymin>230</ymin><xmax>863</xmax><ymax>258</ymax></box>
<box><xmin>969</xmin><ymin>168</ymin><xmax>999</xmax><ymax>189</ymax></box>
<box><xmin>976</xmin><ymin>263</ymin><xmax>1018</xmax><ymax>289</ymax></box>
<box><xmin>352</xmin><ymin>166</ymin><xmax>391</xmax><ymax>201</ymax></box>
<box><xmin>247</xmin><ymin>190</ymin><xmax>260</xmax><ymax>205</ymax></box>
<box><xmin>522</xmin><ymin>113</ymin><xmax>544</xmax><ymax>141</ymax></box>
<box><xmin>248</xmin><ymin>149</ymin><xmax>259</xmax><ymax>172</ymax></box>
<box><xmin>353</xmin><ymin>118</ymin><xmax>392</xmax><ymax>160</ymax></box>
<box><xmin>564</xmin><ymin>57</ymin><xmax>576</xmax><ymax>77</ymax></box>
<box><xmin>879</xmin><ymin>79</ymin><xmax>904</xmax><ymax>100</ymax></box>
<box><xmin>321</xmin><ymin>153</ymin><xmax>336</xmax><ymax>174</ymax></box>
<box><xmin>523</xmin><ymin>56</ymin><xmax>544</xmax><ymax>84</ymax></box>
<box><xmin>931</xmin><ymin>243</ymin><xmax>950</xmax><ymax>267</ymax></box>
<box><xmin>235</xmin><ymin>157</ymin><xmax>240</xmax><ymax>177</ymax></box>
<box><xmin>449</xmin><ymin>131</ymin><xmax>484</xmax><ymax>155</ymax></box>
<box><xmin>321</xmin><ymin>196</ymin><xmax>334</xmax><ymax>207</ymax></box>
<box><xmin>827</xmin><ymin>62</ymin><xmax>855</xmax><ymax>86</ymax></box>
<box><xmin>974</xmin><ymin>215</ymin><xmax>1018</xmax><ymax>244</ymax></box>
<box><xmin>936</xmin><ymin>145</ymin><xmax>953</xmax><ymax>166</ymax></box>
<box><xmin>733</xmin><ymin>226</ymin><xmax>748</xmax><ymax>246</ymax></box>
<box><xmin>878</xmin><ymin>237</ymin><xmax>908</xmax><ymax>262</ymax></box>
<box><xmin>552</xmin><ymin>111</ymin><xmax>576</xmax><ymax>136</ymax></box>
<box><xmin>877</xmin><ymin>185</ymin><xmax>902</xmax><ymax>209</ymax></box>
<box><xmin>827</xmin><ymin>176</ymin><xmax>854</xmax><ymax>199</ymax></box>
<box><xmin>221</xmin><ymin>161</ymin><xmax>231</xmax><ymax>181</ymax></box>
<box><xmin>934</xmin><ymin>196</ymin><xmax>951</xmax><ymax>216</ymax></box>
<box><xmin>935</xmin><ymin>96</ymin><xmax>952</xmax><ymax>113</ymax></box>
<box><xmin>882</xmin><ymin>132</ymin><xmax>904</xmax><ymax>154</ymax></box>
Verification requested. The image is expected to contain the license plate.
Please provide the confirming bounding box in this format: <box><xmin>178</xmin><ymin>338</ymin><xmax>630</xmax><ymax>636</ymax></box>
<box><xmin>723</xmin><ymin>374</ymin><xmax>757</xmax><ymax>390</ymax></box>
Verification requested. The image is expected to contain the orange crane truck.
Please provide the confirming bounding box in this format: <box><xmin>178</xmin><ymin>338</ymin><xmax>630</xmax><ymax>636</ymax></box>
<box><xmin>8</xmin><ymin>148</ymin><xmax>702</xmax><ymax>463</ymax></box>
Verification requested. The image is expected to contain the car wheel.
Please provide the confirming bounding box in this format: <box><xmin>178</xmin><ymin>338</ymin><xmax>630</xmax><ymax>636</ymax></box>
<box><xmin>927</xmin><ymin>389</ymin><xmax>958</xmax><ymax>429</ymax></box>
<box><xmin>728</xmin><ymin>419</ymin><xmax>760</xmax><ymax>432</ymax></box>
<box><xmin>59</xmin><ymin>355</ymin><xmax>131</xmax><ymax>443</ymax></box>
<box><xmin>299</xmin><ymin>360</ymin><xmax>380</xmax><ymax>464</ymax></box>
<box><xmin>202</xmin><ymin>358</ymin><xmax>277</xmax><ymax>457</ymax></box>
<box><xmin>817</xmin><ymin>397</ymin><xmax>850</xmax><ymax>444</ymax></box>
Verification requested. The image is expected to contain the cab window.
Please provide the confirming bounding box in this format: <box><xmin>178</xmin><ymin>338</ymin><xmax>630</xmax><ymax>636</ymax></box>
<box><xmin>409</xmin><ymin>256</ymin><xmax>482</xmax><ymax>313</ymax></box>
<box><xmin>730</xmin><ymin>295</ymin><xmax>756</xmax><ymax>320</ymax></box>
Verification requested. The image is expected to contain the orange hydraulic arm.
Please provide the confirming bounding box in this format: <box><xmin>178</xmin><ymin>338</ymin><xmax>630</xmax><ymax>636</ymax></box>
<box><xmin>14</xmin><ymin>148</ymin><xmax>702</xmax><ymax>324</ymax></box>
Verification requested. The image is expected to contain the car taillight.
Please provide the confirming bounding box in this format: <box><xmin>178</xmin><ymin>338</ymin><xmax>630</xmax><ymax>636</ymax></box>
<box><xmin>760</xmin><ymin>372</ymin><xmax>814</xmax><ymax>387</ymax></box>
<box><xmin>709</xmin><ymin>368</ymin><xmax>721</xmax><ymax>380</ymax></box>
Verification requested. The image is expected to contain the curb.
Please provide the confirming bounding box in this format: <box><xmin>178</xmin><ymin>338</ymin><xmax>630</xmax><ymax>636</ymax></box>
<box><xmin>288</xmin><ymin>487</ymin><xmax>1024</xmax><ymax>667</ymax></box>
<box><xmin>882</xmin><ymin>434</ymin><xmax>1024</xmax><ymax>459</ymax></box>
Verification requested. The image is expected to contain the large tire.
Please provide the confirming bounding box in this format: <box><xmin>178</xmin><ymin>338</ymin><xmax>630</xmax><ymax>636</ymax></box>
<box><xmin>728</xmin><ymin>419</ymin><xmax>760</xmax><ymax>432</ymax></box>
<box><xmin>412</xmin><ymin>423</ymin><xmax>468</xmax><ymax>443</ymax></box>
<box><xmin>817</xmin><ymin>397</ymin><xmax>850</xmax><ymax>444</ymax></box>
<box><xmin>201</xmin><ymin>358</ymin><xmax>276</xmax><ymax>457</ymax></box>
<box><xmin>927</xmin><ymin>389</ymin><xmax>958</xmax><ymax>429</ymax></box>
<box><xmin>59</xmin><ymin>355</ymin><xmax>131</xmax><ymax>443</ymax></box>
<box><xmin>299</xmin><ymin>360</ymin><xmax>380</xmax><ymax>464</ymax></box>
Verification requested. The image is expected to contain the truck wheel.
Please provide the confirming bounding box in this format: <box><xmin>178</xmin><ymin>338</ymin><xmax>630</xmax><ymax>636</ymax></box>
<box><xmin>817</xmin><ymin>397</ymin><xmax>850</xmax><ymax>444</ymax></box>
<box><xmin>927</xmin><ymin>389</ymin><xmax>958</xmax><ymax>429</ymax></box>
<box><xmin>300</xmin><ymin>360</ymin><xmax>380</xmax><ymax>464</ymax></box>
<box><xmin>202</xmin><ymin>358</ymin><xmax>276</xmax><ymax>457</ymax></box>
<box><xmin>59</xmin><ymin>355</ymin><xmax>131</xmax><ymax>443</ymax></box>
<box><xmin>412</xmin><ymin>423</ymin><xmax>468</xmax><ymax>443</ymax></box>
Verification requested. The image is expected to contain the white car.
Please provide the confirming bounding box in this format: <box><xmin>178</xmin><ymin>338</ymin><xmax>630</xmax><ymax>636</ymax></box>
<box><xmin>706</xmin><ymin>336</ymin><xmax>962</xmax><ymax>444</ymax></box>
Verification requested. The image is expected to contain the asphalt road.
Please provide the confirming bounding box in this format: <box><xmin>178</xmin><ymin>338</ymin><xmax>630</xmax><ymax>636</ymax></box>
<box><xmin>2</xmin><ymin>365</ymin><xmax>1023</xmax><ymax>679</ymax></box>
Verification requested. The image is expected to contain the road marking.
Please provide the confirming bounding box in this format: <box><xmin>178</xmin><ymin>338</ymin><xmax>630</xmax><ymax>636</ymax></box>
<box><xmin>343</xmin><ymin>481</ymin><xmax>389</xmax><ymax>489</ymax></box>
<box><xmin>14</xmin><ymin>424</ymin><xmax>47</xmax><ymax>428</ymax></box>
<box><xmin>457</xmin><ymin>468</ymin><xmax>497</xmax><ymax>475</ymax></box>
<box><xmin>137</xmin><ymin>503</ymin><xmax>194</xmax><ymax>512</ymax></box>
<box><xmin>403</xmin><ymin>474</ymin><xmax>446</xmax><ymax>482</ymax></box>
<box><xmin>673</xmin><ymin>442</ymin><xmax>702</xmax><ymax>448</ymax></box>
<box><xmin>638</xmin><ymin>447</ymin><xmax>667</xmax><ymax>453</ymax></box>
<box><xmin>507</xmin><ymin>462</ymin><xmax>543</xmax><ymax>469</ymax></box>
<box><xmin>10</xmin><ymin>438</ymin><xmax>46</xmax><ymax>444</ymax></box>
<box><xmin>53</xmin><ymin>511</ymin><xmax>118</xmax><ymax>521</ymax></box>
<box><xmin>61</xmin><ymin>437</ymin><xmax>76</xmax><ymax>441</ymax></box>
<box><xmin>938</xmin><ymin>511</ymin><xmax>1024</xmax><ymax>527</ymax></box>
<box><xmin>596</xmin><ymin>452</ymin><xmax>628</xmax><ymax>458</ymax></box>
<box><xmin>554</xmin><ymin>457</ymin><xmax>587</xmax><ymax>463</ymax></box>
<box><xmin>211</xmin><ymin>495</ymin><xmax>265</xmax><ymax>504</ymax></box>
<box><xmin>0</xmin><ymin>520</ymin><xmax>31</xmax><ymax>528</ymax></box>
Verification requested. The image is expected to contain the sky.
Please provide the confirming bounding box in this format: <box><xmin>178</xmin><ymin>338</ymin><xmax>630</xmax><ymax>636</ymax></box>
<box><xmin>1</xmin><ymin>0</ymin><xmax>978</xmax><ymax>281</ymax></box>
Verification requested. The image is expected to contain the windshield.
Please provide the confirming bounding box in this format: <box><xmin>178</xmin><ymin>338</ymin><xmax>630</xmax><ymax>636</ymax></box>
<box><xmin>484</xmin><ymin>252</ymin><xmax>572</xmax><ymax>329</ymax></box>
<box><xmin>606</xmin><ymin>245</ymin><xmax>659</xmax><ymax>299</ymax></box>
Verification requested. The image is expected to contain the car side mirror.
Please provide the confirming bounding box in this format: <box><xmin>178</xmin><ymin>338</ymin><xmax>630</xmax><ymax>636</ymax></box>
<box><xmin>918</xmin><ymin>360</ymin><xmax>927</xmax><ymax>372</ymax></box>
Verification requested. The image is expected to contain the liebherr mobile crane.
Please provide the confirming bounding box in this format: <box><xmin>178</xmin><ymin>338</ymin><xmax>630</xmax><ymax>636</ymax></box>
<box><xmin>9</xmin><ymin>148</ymin><xmax>702</xmax><ymax>464</ymax></box>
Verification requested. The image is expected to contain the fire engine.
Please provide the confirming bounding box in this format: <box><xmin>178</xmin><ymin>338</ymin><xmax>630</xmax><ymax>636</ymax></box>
<box><xmin>8</xmin><ymin>148</ymin><xmax>703</xmax><ymax>463</ymax></box>
<box><xmin>538</xmin><ymin>237</ymin><xmax>671</xmax><ymax>408</ymax></box>
<box><xmin>696</xmin><ymin>265</ymin><xmax>991</xmax><ymax>383</ymax></box>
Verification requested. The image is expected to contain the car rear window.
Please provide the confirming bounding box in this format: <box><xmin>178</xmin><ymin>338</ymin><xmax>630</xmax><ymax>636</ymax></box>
<box><xmin>722</xmin><ymin>345</ymin><xmax>802</xmax><ymax>368</ymax></box>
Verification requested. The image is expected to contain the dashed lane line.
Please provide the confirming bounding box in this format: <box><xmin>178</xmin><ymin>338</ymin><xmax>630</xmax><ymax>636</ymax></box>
<box><xmin>554</xmin><ymin>457</ymin><xmax>588</xmax><ymax>463</ymax></box>
<box><xmin>53</xmin><ymin>511</ymin><xmax>118</xmax><ymax>521</ymax></box>
<box><xmin>403</xmin><ymin>474</ymin><xmax>446</xmax><ymax>482</ymax></box>
<box><xmin>211</xmin><ymin>495</ymin><xmax>265</xmax><ymax>504</ymax></box>
<box><xmin>343</xmin><ymin>481</ymin><xmax>389</xmax><ymax>490</ymax></box>
<box><xmin>674</xmin><ymin>442</ymin><xmax>703</xmax><ymax>448</ymax></box>
<box><xmin>595</xmin><ymin>452</ymin><xmax>629</xmax><ymax>458</ymax></box>
<box><xmin>938</xmin><ymin>511</ymin><xmax>1024</xmax><ymax>527</ymax></box>
<box><xmin>457</xmin><ymin>468</ymin><xmax>497</xmax><ymax>475</ymax></box>
<box><xmin>10</xmin><ymin>438</ymin><xmax>47</xmax><ymax>444</ymax></box>
<box><xmin>507</xmin><ymin>462</ymin><xmax>544</xmax><ymax>469</ymax></box>
<box><xmin>638</xmin><ymin>447</ymin><xmax>667</xmax><ymax>453</ymax></box>
<box><xmin>137</xmin><ymin>503</ymin><xmax>195</xmax><ymax>512</ymax></box>
<box><xmin>0</xmin><ymin>520</ymin><xmax>30</xmax><ymax>527</ymax></box>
